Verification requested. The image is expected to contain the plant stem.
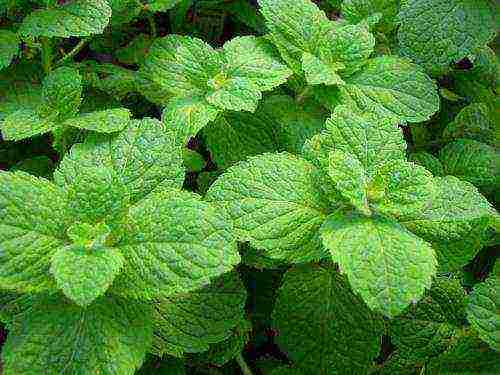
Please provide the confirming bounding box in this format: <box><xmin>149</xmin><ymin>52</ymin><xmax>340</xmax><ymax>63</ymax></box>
<box><xmin>41</xmin><ymin>37</ymin><xmax>52</xmax><ymax>73</ymax></box>
<box><xmin>236</xmin><ymin>353</ymin><xmax>253</xmax><ymax>375</ymax></box>
<box><xmin>56</xmin><ymin>37</ymin><xmax>91</xmax><ymax>66</ymax></box>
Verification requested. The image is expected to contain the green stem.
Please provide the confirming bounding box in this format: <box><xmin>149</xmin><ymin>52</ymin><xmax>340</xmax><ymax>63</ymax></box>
<box><xmin>41</xmin><ymin>37</ymin><xmax>52</xmax><ymax>73</ymax></box>
<box><xmin>236</xmin><ymin>353</ymin><xmax>253</xmax><ymax>375</ymax></box>
<box><xmin>56</xmin><ymin>37</ymin><xmax>91</xmax><ymax>66</ymax></box>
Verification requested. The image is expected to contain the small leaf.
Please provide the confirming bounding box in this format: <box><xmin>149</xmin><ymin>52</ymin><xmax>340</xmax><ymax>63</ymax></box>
<box><xmin>42</xmin><ymin>66</ymin><xmax>83</xmax><ymax>120</ymax></box>
<box><xmin>301</xmin><ymin>52</ymin><xmax>345</xmax><ymax>86</ymax></box>
<box><xmin>63</xmin><ymin>108</ymin><xmax>131</xmax><ymax>133</ymax></box>
<box><xmin>0</xmin><ymin>30</ymin><xmax>19</xmax><ymax>70</ymax></box>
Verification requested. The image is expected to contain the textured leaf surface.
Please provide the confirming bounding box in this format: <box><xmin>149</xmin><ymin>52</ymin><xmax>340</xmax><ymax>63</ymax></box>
<box><xmin>112</xmin><ymin>190</ymin><xmax>239</xmax><ymax>299</ymax></box>
<box><xmin>401</xmin><ymin>176</ymin><xmax>495</xmax><ymax>272</ymax></box>
<box><xmin>443</xmin><ymin>103</ymin><xmax>495</xmax><ymax>145</ymax></box>
<box><xmin>152</xmin><ymin>272</ymin><xmax>247</xmax><ymax>356</ymax></box>
<box><xmin>64</xmin><ymin>108</ymin><xmax>131</xmax><ymax>133</ymax></box>
<box><xmin>439</xmin><ymin>139</ymin><xmax>499</xmax><ymax>192</ymax></box>
<box><xmin>321</xmin><ymin>213</ymin><xmax>437</xmax><ymax>317</ymax></box>
<box><xmin>0</xmin><ymin>30</ymin><xmax>19</xmax><ymax>70</ymax></box>
<box><xmin>397</xmin><ymin>0</ymin><xmax>496</xmax><ymax>75</ymax></box>
<box><xmin>467</xmin><ymin>271</ymin><xmax>500</xmax><ymax>351</ymax></box>
<box><xmin>1</xmin><ymin>109</ymin><xmax>57</xmax><ymax>141</ymax></box>
<box><xmin>342</xmin><ymin>0</ymin><xmax>399</xmax><ymax>32</ymax></box>
<box><xmin>207</xmin><ymin>153</ymin><xmax>331</xmax><ymax>263</ymax></box>
<box><xmin>2</xmin><ymin>294</ymin><xmax>152</xmax><ymax>374</ymax></box>
<box><xmin>42</xmin><ymin>66</ymin><xmax>83</xmax><ymax>120</ymax></box>
<box><xmin>408</xmin><ymin>152</ymin><xmax>444</xmax><ymax>176</ymax></box>
<box><xmin>0</xmin><ymin>171</ymin><xmax>68</xmax><ymax>292</ymax></box>
<box><xmin>389</xmin><ymin>277</ymin><xmax>467</xmax><ymax>361</ymax></box>
<box><xmin>206</xmin><ymin>76</ymin><xmax>261</xmax><ymax>112</ymax></box>
<box><xmin>19</xmin><ymin>0</ymin><xmax>112</xmax><ymax>38</ymax></box>
<box><xmin>55</xmin><ymin>118</ymin><xmax>184</xmax><ymax>204</ymax></box>
<box><xmin>304</xmin><ymin>105</ymin><xmax>406</xmax><ymax>175</ymax></box>
<box><xmin>162</xmin><ymin>97</ymin><xmax>220</xmax><ymax>144</ymax></box>
<box><xmin>222</xmin><ymin>36</ymin><xmax>292</xmax><ymax>91</ymax></box>
<box><xmin>342</xmin><ymin>56</ymin><xmax>440</xmax><ymax>123</ymax></box>
<box><xmin>272</xmin><ymin>264</ymin><xmax>383</xmax><ymax>374</ymax></box>
<box><xmin>50</xmin><ymin>245</ymin><xmax>124</xmax><ymax>307</ymax></box>
<box><xmin>328</xmin><ymin>150</ymin><xmax>370</xmax><ymax>215</ymax></box>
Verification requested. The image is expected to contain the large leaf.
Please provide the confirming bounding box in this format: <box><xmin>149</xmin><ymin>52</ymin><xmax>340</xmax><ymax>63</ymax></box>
<box><xmin>1</xmin><ymin>109</ymin><xmax>57</xmax><ymax>141</ymax></box>
<box><xmin>152</xmin><ymin>272</ymin><xmax>247</xmax><ymax>356</ymax></box>
<box><xmin>397</xmin><ymin>0</ymin><xmax>496</xmax><ymax>75</ymax></box>
<box><xmin>112</xmin><ymin>190</ymin><xmax>240</xmax><ymax>299</ymax></box>
<box><xmin>342</xmin><ymin>56</ymin><xmax>440</xmax><ymax>123</ymax></box>
<box><xmin>207</xmin><ymin>153</ymin><xmax>331</xmax><ymax>263</ymax></box>
<box><xmin>2</xmin><ymin>294</ymin><xmax>152</xmax><ymax>374</ymax></box>
<box><xmin>20</xmin><ymin>0</ymin><xmax>112</xmax><ymax>38</ymax></box>
<box><xmin>0</xmin><ymin>171</ymin><xmax>68</xmax><ymax>292</ymax></box>
<box><xmin>55</xmin><ymin>118</ymin><xmax>184</xmax><ymax>205</ymax></box>
<box><xmin>272</xmin><ymin>264</ymin><xmax>383</xmax><ymax>374</ymax></box>
<box><xmin>321</xmin><ymin>212</ymin><xmax>437</xmax><ymax>317</ymax></box>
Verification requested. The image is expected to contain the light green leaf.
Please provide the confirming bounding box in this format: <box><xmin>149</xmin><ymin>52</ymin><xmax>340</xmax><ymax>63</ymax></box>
<box><xmin>63</xmin><ymin>107</ymin><xmax>131</xmax><ymax>133</ymax></box>
<box><xmin>1</xmin><ymin>109</ymin><xmax>57</xmax><ymax>141</ymax></box>
<box><xmin>55</xmin><ymin>118</ymin><xmax>184</xmax><ymax>204</ymax></box>
<box><xmin>20</xmin><ymin>0</ymin><xmax>112</xmax><ymax>38</ymax></box>
<box><xmin>152</xmin><ymin>272</ymin><xmax>247</xmax><ymax>356</ymax></box>
<box><xmin>342</xmin><ymin>56</ymin><xmax>440</xmax><ymax>123</ymax></box>
<box><xmin>439</xmin><ymin>139</ymin><xmax>499</xmax><ymax>192</ymax></box>
<box><xmin>272</xmin><ymin>264</ymin><xmax>383</xmax><ymax>374</ymax></box>
<box><xmin>222</xmin><ymin>36</ymin><xmax>292</xmax><ymax>91</ymax></box>
<box><xmin>0</xmin><ymin>30</ymin><xmax>19</xmax><ymax>70</ymax></box>
<box><xmin>50</xmin><ymin>244</ymin><xmax>124</xmax><ymax>307</ymax></box>
<box><xmin>42</xmin><ymin>66</ymin><xmax>82</xmax><ymax>120</ymax></box>
<box><xmin>207</xmin><ymin>153</ymin><xmax>331</xmax><ymax>263</ymax></box>
<box><xmin>321</xmin><ymin>213</ymin><xmax>437</xmax><ymax>317</ymax></box>
<box><xmin>206</xmin><ymin>76</ymin><xmax>262</xmax><ymax>112</ymax></box>
<box><xmin>370</xmin><ymin>160</ymin><xmax>435</xmax><ymax>218</ymax></box>
<box><xmin>301</xmin><ymin>52</ymin><xmax>345</xmax><ymax>85</ymax></box>
<box><xmin>467</xmin><ymin>270</ymin><xmax>500</xmax><ymax>351</ymax></box>
<box><xmin>401</xmin><ymin>176</ymin><xmax>495</xmax><ymax>272</ymax></box>
<box><xmin>79</xmin><ymin>61</ymin><xmax>138</xmax><ymax>100</ymax></box>
<box><xmin>397</xmin><ymin>0</ymin><xmax>496</xmax><ymax>75</ymax></box>
<box><xmin>303</xmin><ymin>105</ymin><xmax>406</xmax><ymax>175</ymax></box>
<box><xmin>443</xmin><ymin>103</ymin><xmax>496</xmax><ymax>146</ymax></box>
<box><xmin>147</xmin><ymin>0</ymin><xmax>182</xmax><ymax>12</ymax></box>
<box><xmin>342</xmin><ymin>0</ymin><xmax>400</xmax><ymax>32</ymax></box>
<box><xmin>409</xmin><ymin>152</ymin><xmax>445</xmax><ymax>176</ymax></box>
<box><xmin>112</xmin><ymin>190</ymin><xmax>239</xmax><ymax>300</ymax></box>
<box><xmin>328</xmin><ymin>150</ymin><xmax>371</xmax><ymax>215</ymax></box>
<box><xmin>389</xmin><ymin>277</ymin><xmax>467</xmax><ymax>361</ymax></box>
<box><xmin>142</xmin><ymin>35</ymin><xmax>222</xmax><ymax>97</ymax></box>
<box><xmin>162</xmin><ymin>97</ymin><xmax>220</xmax><ymax>144</ymax></box>
<box><xmin>0</xmin><ymin>171</ymin><xmax>68</xmax><ymax>292</ymax></box>
<box><xmin>2</xmin><ymin>294</ymin><xmax>152</xmax><ymax>374</ymax></box>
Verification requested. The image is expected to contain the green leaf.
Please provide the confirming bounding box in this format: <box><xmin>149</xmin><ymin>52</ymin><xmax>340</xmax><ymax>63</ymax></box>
<box><xmin>443</xmin><ymin>103</ymin><xmax>496</xmax><ymax>146</ymax></box>
<box><xmin>342</xmin><ymin>0</ymin><xmax>400</xmax><ymax>32</ymax></box>
<box><xmin>328</xmin><ymin>150</ymin><xmax>371</xmax><ymax>215</ymax></box>
<box><xmin>147</xmin><ymin>0</ymin><xmax>182</xmax><ymax>12</ymax></box>
<box><xmin>439</xmin><ymin>139</ymin><xmax>499</xmax><ymax>192</ymax></box>
<box><xmin>1</xmin><ymin>109</ymin><xmax>57</xmax><ymax>141</ymax></box>
<box><xmin>401</xmin><ymin>176</ymin><xmax>495</xmax><ymax>272</ymax></box>
<box><xmin>115</xmin><ymin>34</ymin><xmax>153</xmax><ymax>66</ymax></box>
<box><xmin>63</xmin><ymin>108</ymin><xmax>131</xmax><ymax>133</ymax></box>
<box><xmin>272</xmin><ymin>264</ymin><xmax>383</xmax><ymax>374</ymax></box>
<box><xmin>0</xmin><ymin>30</ymin><xmax>19</xmax><ymax>70</ymax></box>
<box><xmin>207</xmin><ymin>153</ymin><xmax>331</xmax><ymax>263</ymax></box>
<box><xmin>142</xmin><ymin>35</ymin><xmax>222</xmax><ymax>98</ymax></box>
<box><xmin>342</xmin><ymin>56</ymin><xmax>440</xmax><ymax>123</ymax></box>
<box><xmin>183</xmin><ymin>149</ymin><xmax>205</xmax><ymax>173</ymax></box>
<box><xmin>50</xmin><ymin>244</ymin><xmax>124</xmax><ymax>307</ymax></box>
<box><xmin>42</xmin><ymin>66</ymin><xmax>83</xmax><ymax>120</ymax></box>
<box><xmin>152</xmin><ymin>271</ymin><xmax>247</xmax><ymax>356</ymax></box>
<box><xmin>112</xmin><ymin>190</ymin><xmax>239</xmax><ymax>299</ymax></box>
<box><xmin>301</xmin><ymin>52</ymin><xmax>345</xmax><ymax>85</ymax></box>
<box><xmin>389</xmin><ymin>277</ymin><xmax>467</xmax><ymax>361</ymax></box>
<box><xmin>222</xmin><ymin>36</ymin><xmax>292</xmax><ymax>91</ymax></box>
<box><xmin>19</xmin><ymin>0</ymin><xmax>112</xmax><ymax>38</ymax></box>
<box><xmin>2</xmin><ymin>294</ymin><xmax>152</xmax><ymax>374</ymax></box>
<box><xmin>162</xmin><ymin>97</ymin><xmax>220</xmax><ymax>144</ymax></box>
<box><xmin>467</xmin><ymin>270</ymin><xmax>500</xmax><ymax>351</ymax></box>
<box><xmin>206</xmin><ymin>76</ymin><xmax>262</xmax><ymax>112</ymax></box>
<box><xmin>303</xmin><ymin>105</ymin><xmax>406</xmax><ymax>175</ymax></box>
<box><xmin>370</xmin><ymin>160</ymin><xmax>435</xmax><ymax>218</ymax></box>
<box><xmin>397</xmin><ymin>0</ymin><xmax>496</xmax><ymax>75</ymax></box>
<box><xmin>321</xmin><ymin>213</ymin><xmax>437</xmax><ymax>317</ymax></box>
<box><xmin>408</xmin><ymin>152</ymin><xmax>445</xmax><ymax>176</ymax></box>
<box><xmin>55</xmin><ymin>118</ymin><xmax>184</xmax><ymax>205</ymax></box>
<box><xmin>11</xmin><ymin>156</ymin><xmax>54</xmax><ymax>179</ymax></box>
<box><xmin>0</xmin><ymin>171</ymin><xmax>68</xmax><ymax>292</ymax></box>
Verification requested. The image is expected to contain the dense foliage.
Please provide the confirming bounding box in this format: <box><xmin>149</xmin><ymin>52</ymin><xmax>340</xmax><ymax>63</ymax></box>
<box><xmin>0</xmin><ymin>0</ymin><xmax>498</xmax><ymax>374</ymax></box>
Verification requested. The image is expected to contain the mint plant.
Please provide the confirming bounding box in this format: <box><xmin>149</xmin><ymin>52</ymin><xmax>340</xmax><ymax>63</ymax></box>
<box><xmin>0</xmin><ymin>0</ymin><xmax>498</xmax><ymax>374</ymax></box>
